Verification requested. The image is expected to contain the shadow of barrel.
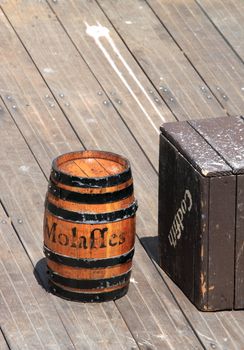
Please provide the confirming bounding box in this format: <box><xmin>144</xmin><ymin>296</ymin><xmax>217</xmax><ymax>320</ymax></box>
<box><xmin>33</xmin><ymin>257</ymin><xmax>50</xmax><ymax>293</ymax></box>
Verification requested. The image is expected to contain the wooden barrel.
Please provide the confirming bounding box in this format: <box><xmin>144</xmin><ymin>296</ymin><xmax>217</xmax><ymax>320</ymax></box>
<box><xmin>43</xmin><ymin>150</ymin><xmax>137</xmax><ymax>302</ymax></box>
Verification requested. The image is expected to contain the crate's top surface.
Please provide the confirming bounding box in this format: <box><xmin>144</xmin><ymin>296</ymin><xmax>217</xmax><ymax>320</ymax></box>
<box><xmin>160</xmin><ymin>116</ymin><xmax>244</xmax><ymax>177</ymax></box>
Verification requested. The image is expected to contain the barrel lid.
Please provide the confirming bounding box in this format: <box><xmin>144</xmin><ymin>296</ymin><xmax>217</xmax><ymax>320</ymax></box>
<box><xmin>51</xmin><ymin>150</ymin><xmax>132</xmax><ymax>188</ymax></box>
<box><xmin>160</xmin><ymin>116</ymin><xmax>244</xmax><ymax>177</ymax></box>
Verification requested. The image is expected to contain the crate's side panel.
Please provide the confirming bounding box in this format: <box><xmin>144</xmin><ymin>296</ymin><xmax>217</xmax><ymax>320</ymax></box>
<box><xmin>235</xmin><ymin>174</ymin><xmax>244</xmax><ymax>309</ymax></box>
<box><xmin>159</xmin><ymin>134</ymin><xmax>207</xmax><ymax>303</ymax></box>
<box><xmin>159</xmin><ymin>135</ymin><xmax>177</xmax><ymax>276</ymax></box>
<box><xmin>159</xmin><ymin>135</ymin><xmax>179</xmax><ymax>286</ymax></box>
<box><xmin>193</xmin><ymin>179</ymin><xmax>209</xmax><ymax>311</ymax></box>
<box><xmin>208</xmin><ymin>176</ymin><xmax>236</xmax><ymax>310</ymax></box>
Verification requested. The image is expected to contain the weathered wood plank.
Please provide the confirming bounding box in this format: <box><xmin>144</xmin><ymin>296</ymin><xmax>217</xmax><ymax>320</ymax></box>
<box><xmin>146</xmin><ymin>0</ymin><xmax>244</xmax><ymax>116</ymax></box>
<box><xmin>97</xmin><ymin>0</ymin><xmax>226</xmax><ymax>120</ymax></box>
<box><xmin>0</xmin><ymin>207</ymin><xmax>76</xmax><ymax>350</ymax></box>
<box><xmin>196</xmin><ymin>0</ymin><xmax>244</xmax><ymax>61</ymax></box>
<box><xmin>0</xmin><ymin>4</ymin><xmax>159</xmax><ymax>240</ymax></box>
<box><xmin>116</xmin><ymin>240</ymin><xmax>203</xmax><ymax>350</ymax></box>
<box><xmin>154</xmin><ymin>259</ymin><xmax>244</xmax><ymax>349</ymax></box>
<box><xmin>1</xmin><ymin>0</ymin><xmax>175</xmax><ymax>171</ymax></box>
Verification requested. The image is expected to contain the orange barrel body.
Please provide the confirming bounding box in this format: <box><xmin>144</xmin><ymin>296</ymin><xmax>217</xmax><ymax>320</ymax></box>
<box><xmin>43</xmin><ymin>150</ymin><xmax>137</xmax><ymax>302</ymax></box>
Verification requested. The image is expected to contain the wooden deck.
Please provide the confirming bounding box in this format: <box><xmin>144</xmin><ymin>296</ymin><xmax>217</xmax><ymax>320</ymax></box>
<box><xmin>0</xmin><ymin>1</ymin><xmax>243</xmax><ymax>349</ymax></box>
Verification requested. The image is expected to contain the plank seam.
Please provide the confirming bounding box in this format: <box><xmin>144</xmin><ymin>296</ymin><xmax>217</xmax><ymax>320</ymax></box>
<box><xmin>144</xmin><ymin>0</ymin><xmax>230</xmax><ymax>116</ymax></box>
<box><xmin>112</xmin><ymin>301</ymin><xmax>141</xmax><ymax>349</ymax></box>
<box><xmin>49</xmin><ymin>303</ymin><xmax>80</xmax><ymax>350</ymax></box>
<box><xmin>94</xmin><ymin>0</ymin><xmax>181</xmax><ymax>122</ymax></box>
<box><xmin>0</xmin><ymin>199</ymin><xmax>10</xmax><ymax>220</ymax></box>
<box><xmin>0</xmin><ymin>327</ymin><xmax>11</xmax><ymax>350</ymax></box>
<box><xmin>139</xmin><ymin>239</ymin><xmax>206</xmax><ymax>349</ymax></box>
<box><xmin>0</xmin><ymin>96</ymin><xmax>48</xmax><ymax>181</ymax></box>
<box><xmin>0</xmin><ymin>9</ymin><xmax>154</xmax><ymax>347</ymax></box>
<box><xmin>0</xmin><ymin>200</ymin><xmax>79</xmax><ymax>350</ymax></box>
<box><xmin>0</xmin><ymin>6</ymin><xmax>87</xmax><ymax>152</ymax></box>
<box><xmin>0</xmin><ymin>199</ymin><xmax>31</xmax><ymax>267</ymax></box>
<box><xmin>195</xmin><ymin>0</ymin><xmax>244</xmax><ymax>65</ymax></box>
<box><xmin>45</xmin><ymin>0</ymin><xmax>158</xmax><ymax>175</ymax></box>
<box><xmin>0</xmin><ymin>102</ymin><xmax>80</xmax><ymax>348</ymax></box>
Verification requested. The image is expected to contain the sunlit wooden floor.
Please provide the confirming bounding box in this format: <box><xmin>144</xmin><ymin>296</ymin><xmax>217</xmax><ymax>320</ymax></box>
<box><xmin>0</xmin><ymin>0</ymin><xmax>244</xmax><ymax>349</ymax></box>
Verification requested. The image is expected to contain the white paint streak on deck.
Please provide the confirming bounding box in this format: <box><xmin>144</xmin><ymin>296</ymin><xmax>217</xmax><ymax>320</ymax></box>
<box><xmin>19</xmin><ymin>165</ymin><xmax>30</xmax><ymax>172</ymax></box>
<box><xmin>43</xmin><ymin>67</ymin><xmax>54</xmax><ymax>74</ymax></box>
<box><xmin>85</xmin><ymin>23</ymin><xmax>164</xmax><ymax>133</ymax></box>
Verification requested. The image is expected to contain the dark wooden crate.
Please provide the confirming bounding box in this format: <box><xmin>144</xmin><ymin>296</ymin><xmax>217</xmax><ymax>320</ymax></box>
<box><xmin>158</xmin><ymin>116</ymin><xmax>244</xmax><ymax>311</ymax></box>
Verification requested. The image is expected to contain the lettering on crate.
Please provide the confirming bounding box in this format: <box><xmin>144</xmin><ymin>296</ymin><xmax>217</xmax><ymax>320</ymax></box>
<box><xmin>45</xmin><ymin>219</ymin><xmax>126</xmax><ymax>249</ymax></box>
<box><xmin>168</xmin><ymin>189</ymin><xmax>192</xmax><ymax>248</ymax></box>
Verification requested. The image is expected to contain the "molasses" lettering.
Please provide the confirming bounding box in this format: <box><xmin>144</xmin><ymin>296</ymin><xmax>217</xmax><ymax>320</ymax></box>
<box><xmin>45</xmin><ymin>218</ymin><xmax>126</xmax><ymax>249</ymax></box>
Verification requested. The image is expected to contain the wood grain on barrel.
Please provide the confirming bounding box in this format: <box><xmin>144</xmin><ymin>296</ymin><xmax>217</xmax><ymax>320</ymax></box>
<box><xmin>60</xmin><ymin>159</ymin><xmax>124</xmax><ymax>178</ymax></box>
<box><xmin>44</xmin><ymin>151</ymin><xmax>136</xmax><ymax>301</ymax></box>
<box><xmin>44</xmin><ymin>215</ymin><xmax>135</xmax><ymax>259</ymax></box>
